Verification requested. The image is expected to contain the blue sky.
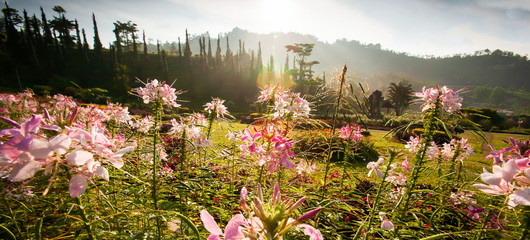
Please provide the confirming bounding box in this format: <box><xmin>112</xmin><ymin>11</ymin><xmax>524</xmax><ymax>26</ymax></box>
<box><xmin>8</xmin><ymin>0</ymin><xmax>530</xmax><ymax>57</ymax></box>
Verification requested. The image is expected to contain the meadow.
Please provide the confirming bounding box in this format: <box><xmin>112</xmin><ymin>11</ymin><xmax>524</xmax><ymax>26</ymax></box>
<box><xmin>0</xmin><ymin>79</ymin><xmax>529</xmax><ymax>240</ymax></box>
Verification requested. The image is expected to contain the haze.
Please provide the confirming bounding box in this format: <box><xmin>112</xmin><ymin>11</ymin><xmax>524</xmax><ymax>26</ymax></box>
<box><xmin>10</xmin><ymin>0</ymin><xmax>530</xmax><ymax>57</ymax></box>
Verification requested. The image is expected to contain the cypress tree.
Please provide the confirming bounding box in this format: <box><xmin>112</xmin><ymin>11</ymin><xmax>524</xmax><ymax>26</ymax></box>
<box><xmin>284</xmin><ymin>54</ymin><xmax>289</xmax><ymax>73</ymax></box>
<box><xmin>132</xmin><ymin>31</ymin><xmax>138</xmax><ymax>58</ymax></box>
<box><xmin>41</xmin><ymin>7</ymin><xmax>53</xmax><ymax>46</ymax></box>
<box><xmin>82</xmin><ymin>28</ymin><xmax>89</xmax><ymax>60</ymax></box>
<box><xmin>257</xmin><ymin>42</ymin><xmax>262</xmax><ymax>72</ymax></box>
<box><xmin>161</xmin><ymin>49</ymin><xmax>168</xmax><ymax>81</ymax></box>
<box><xmin>31</xmin><ymin>14</ymin><xmax>42</xmax><ymax>44</ymax></box>
<box><xmin>215</xmin><ymin>35</ymin><xmax>222</xmax><ymax>69</ymax></box>
<box><xmin>178</xmin><ymin>37</ymin><xmax>182</xmax><ymax>57</ymax></box>
<box><xmin>23</xmin><ymin>10</ymin><xmax>32</xmax><ymax>43</ymax></box>
<box><xmin>207</xmin><ymin>36</ymin><xmax>213</xmax><ymax>65</ymax></box>
<box><xmin>113</xmin><ymin>24</ymin><xmax>122</xmax><ymax>63</ymax></box>
<box><xmin>143</xmin><ymin>30</ymin><xmax>148</xmax><ymax>60</ymax></box>
<box><xmin>225</xmin><ymin>36</ymin><xmax>233</xmax><ymax>71</ymax></box>
<box><xmin>75</xmin><ymin>19</ymin><xmax>82</xmax><ymax>50</ymax></box>
<box><xmin>184</xmin><ymin>29</ymin><xmax>192</xmax><ymax>64</ymax></box>
<box><xmin>92</xmin><ymin>13</ymin><xmax>102</xmax><ymax>57</ymax></box>
<box><xmin>269</xmin><ymin>55</ymin><xmax>274</xmax><ymax>73</ymax></box>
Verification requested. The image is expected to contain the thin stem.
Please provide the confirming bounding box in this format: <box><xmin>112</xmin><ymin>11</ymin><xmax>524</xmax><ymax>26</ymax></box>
<box><xmin>75</xmin><ymin>196</ymin><xmax>95</xmax><ymax>240</ymax></box>
<box><xmin>152</xmin><ymin>101</ymin><xmax>162</xmax><ymax>239</ymax></box>
<box><xmin>363</xmin><ymin>151</ymin><xmax>397</xmax><ymax>240</ymax></box>
<box><xmin>323</xmin><ymin>65</ymin><xmax>347</xmax><ymax>190</ymax></box>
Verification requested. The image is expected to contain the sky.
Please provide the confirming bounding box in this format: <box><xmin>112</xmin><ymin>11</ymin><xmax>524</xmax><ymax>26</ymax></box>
<box><xmin>8</xmin><ymin>0</ymin><xmax>530</xmax><ymax>57</ymax></box>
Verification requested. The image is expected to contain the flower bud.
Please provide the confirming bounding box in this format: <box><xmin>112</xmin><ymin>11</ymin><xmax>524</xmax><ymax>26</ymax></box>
<box><xmin>296</xmin><ymin>207</ymin><xmax>321</xmax><ymax>222</ymax></box>
<box><xmin>286</xmin><ymin>197</ymin><xmax>306</xmax><ymax>215</ymax></box>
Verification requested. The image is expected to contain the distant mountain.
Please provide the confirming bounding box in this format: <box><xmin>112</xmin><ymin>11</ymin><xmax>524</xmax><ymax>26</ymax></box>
<box><xmin>166</xmin><ymin>27</ymin><xmax>530</xmax><ymax>91</ymax></box>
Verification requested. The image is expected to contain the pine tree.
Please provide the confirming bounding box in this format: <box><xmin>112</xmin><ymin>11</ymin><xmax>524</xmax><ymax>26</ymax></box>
<box><xmin>92</xmin><ymin>13</ymin><xmax>102</xmax><ymax>57</ymax></box>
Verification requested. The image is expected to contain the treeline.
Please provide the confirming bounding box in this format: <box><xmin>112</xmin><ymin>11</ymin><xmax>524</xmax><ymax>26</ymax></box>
<box><xmin>0</xmin><ymin>4</ymin><xmax>297</xmax><ymax>112</ymax></box>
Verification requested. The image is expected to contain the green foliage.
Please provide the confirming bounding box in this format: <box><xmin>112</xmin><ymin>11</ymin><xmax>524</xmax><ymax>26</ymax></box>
<box><xmin>387</xmin><ymin>81</ymin><xmax>413</xmax><ymax>116</ymax></box>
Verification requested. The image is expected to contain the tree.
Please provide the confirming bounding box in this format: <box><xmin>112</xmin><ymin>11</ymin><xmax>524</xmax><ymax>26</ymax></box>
<box><xmin>285</xmin><ymin>43</ymin><xmax>317</xmax><ymax>82</ymax></box>
<box><xmin>285</xmin><ymin>43</ymin><xmax>319</xmax><ymax>94</ymax></box>
<box><xmin>92</xmin><ymin>13</ymin><xmax>102</xmax><ymax>57</ymax></box>
<box><xmin>41</xmin><ymin>7</ymin><xmax>53</xmax><ymax>45</ymax></box>
<box><xmin>387</xmin><ymin>81</ymin><xmax>413</xmax><ymax>116</ymax></box>
<box><xmin>143</xmin><ymin>30</ymin><xmax>148</xmax><ymax>59</ymax></box>
<box><xmin>184</xmin><ymin>29</ymin><xmax>191</xmax><ymax>64</ymax></box>
<box><xmin>367</xmin><ymin>90</ymin><xmax>384</xmax><ymax>119</ymax></box>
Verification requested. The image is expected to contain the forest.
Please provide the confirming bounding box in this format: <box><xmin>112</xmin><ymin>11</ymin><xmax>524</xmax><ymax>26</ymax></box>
<box><xmin>1</xmin><ymin>4</ymin><xmax>529</xmax><ymax>114</ymax></box>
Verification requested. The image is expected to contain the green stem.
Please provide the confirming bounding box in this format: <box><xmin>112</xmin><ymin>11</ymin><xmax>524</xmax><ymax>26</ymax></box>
<box><xmin>258</xmin><ymin>165</ymin><xmax>265</xmax><ymax>186</ymax></box>
<box><xmin>521</xmin><ymin>206</ymin><xmax>530</xmax><ymax>240</ymax></box>
<box><xmin>75</xmin><ymin>197</ymin><xmax>95</xmax><ymax>240</ymax></box>
<box><xmin>363</xmin><ymin>151</ymin><xmax>397</xmax><ymax>240</ymax></box>
<box><xmin>323</xmin><ymin>65</ymin><xmax>347</xmax><ymax>190</ymax></box>
<box><xmin>152</xmin><ymin>101</ymin><xmax>162</xmax><ymax>239</ymax></box>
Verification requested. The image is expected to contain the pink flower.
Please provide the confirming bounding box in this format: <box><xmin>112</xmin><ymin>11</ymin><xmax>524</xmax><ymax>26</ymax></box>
<box><xmin>135</xmin><ymin>79</ymin><xmax>181</xmax><ymax>108</ymax></box>
<box><xmin>415</xmin><ymin>86</ymin><xmax>462</xmax><ymax>113</ymax></box>
<box><xmin>204</xmin><ymin>98</ymin><xmax>229</xmax><ymax>118</ymax></box>
<box><xmin>405</xmin><ymin>136</ymin><xmax>421</xmax><ymax>153</ymax></box>
<box><xmin>402</xmin><ymin>157</ymin><xmax>410</xmax><ymax>172</ymax></box>
<box><xmin>379</xmin><ymin>212</ymin><xmax>394</xmax><ymax>230</ymax></box>
<box><xmin>296</xmin><ymin>224</ymin><xmax>323</xmax><ymax>240</ymax></box>
<box><xmin>339</xmin><ymin>124</ymin><xmax>363</xmax><ymax>142</ymax></box>
<box><xmin>200</xmin><ymin>210</ymin><xmax>247</xmax><ymax>240</ymax></box>
<box><xmin>473</xmin><ymin>159</ymin><xmax>518</xmax><ymax>196</ymax></box>
<box><xmin>367</xmin><ymin>157</ymin><xmax>385</xmax><ymax>178</ymax></box>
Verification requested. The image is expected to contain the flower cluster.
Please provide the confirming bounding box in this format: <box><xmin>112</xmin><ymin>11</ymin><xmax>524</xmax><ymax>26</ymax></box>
<box><xmin>200</xmin><ymin>183</ymin><xmax>322</xmax><ymax>239</ymax></box>
<box><xmin>239</xmin><ymin>127</ymin><xmax>297</xmax><ymax>172</ymax></box>
<box><xmin>415</xmin><ymin>86</ymin><xmax>463</xmax><ymax>113</ymax></box>
<box><xmin>128</xmin><ymin>116</ymin><xmax>154</xmax><ymax>134</ymax></box>
<box><xmin>474</xmin><ymin>138</ymin><xmax>530</xmax><ymax>208</ymax></box>
<box><xmin>405</xmin><ymin>136</ymin><xmax>473</xmax><ymax>162</ymax></box>
<box><xmin>0</xmin><ymin>90</ymin><xmax>39</xmax><ymax>118</ymax></box>
<box><xmin>257</xmin><ymin>84</ymin><xmax>311</xmax><ymax>119</ymax></box>
<box><xmin>204</xmin><ymin>98</ymin><xmax>229</xmax><ymax>118</ymax></box>
<box><xmin>167</xmin><ymin>113</ymin><xmax>209</xmax><ymax>147</ymax></box>
<box><xmin>0</xmin><ymin>101</ymin><xmax>135</xmax><ymax>198</ymax></box>
<box><xmin>296</xmin><ymin>159</ymin><xmax>316</xmax><ymax>175</ymax></box>
<box><xmin>338</xmin><ymin>124</ymin><xmax>363</xmax><ymax>142</ymax></box>
<box><xmin>135</xmin><ymin>79</ymin><xmax>181</xmax><ymax>108</ymax></box>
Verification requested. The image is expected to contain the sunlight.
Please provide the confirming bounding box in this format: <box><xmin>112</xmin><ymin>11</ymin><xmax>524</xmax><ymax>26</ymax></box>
<box><xmin>257</xmin><ymin>0</ymin><xmax>297</xmax><ymax>29</ymax></box>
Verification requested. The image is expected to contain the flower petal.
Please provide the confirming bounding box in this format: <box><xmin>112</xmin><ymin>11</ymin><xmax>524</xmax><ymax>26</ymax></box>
<box><xmin>95</xmin><ymin>166</ymin><xmax>109</xmax><ymax>181</ymax></box>
<box><xmin>69</xmin><ymin>174</ymin><xmax>88</xmax><ymax>197</ymax></box>
<box><xmin>200</xmin><ymin>210</ymin><xmax>223</xmax><ymax>236</ymax></box>
<box><xmin>66</xmin><ymin>150</ymin><xmax>93</xmax><ymax>166</ymax></box>
<box><xmin>297</xmin><ymin>224</ymin><xmax>323</xmax><ymax>240</ymax></box>
<box><xmin>224</xmin><ymin>214</ymin><xmax>246</xmax><ymax>240</ymax></box>
<box><xmin>8</xmin><ymin>160</ymin><xmax>42</xmax><ymax>182</ymax></box>
<box><xmin>381</xmin><ymin>220</ymin><xmax>395</xmax><ymax>230</ymax></box>
<box><xmin>29</xmin><ymin>139</ymin><xmax>52</xmax><ymax>159</ymax></box>
<box><xmin>49</xmin><ymin>134</ymin><xmax>71</xmax><ymax>155</ymax></box>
